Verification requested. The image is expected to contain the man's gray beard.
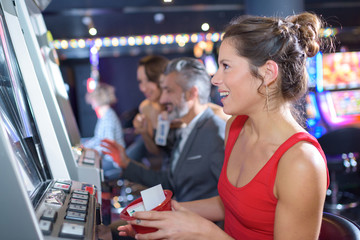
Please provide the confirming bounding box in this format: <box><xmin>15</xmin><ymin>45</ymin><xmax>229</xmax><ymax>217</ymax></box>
<box><xmin>167</xmin><ymin>102</ymin><xmax>189</xmax><ymax>122</ymax></box>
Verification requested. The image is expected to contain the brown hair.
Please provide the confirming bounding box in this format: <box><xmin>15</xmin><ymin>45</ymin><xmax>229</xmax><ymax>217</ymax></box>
<box><xmin>222</xmin><ymin>12</ymin><xmax>335</xmax><ymax>124</ymax></box>
<box><xmin>138</xmin><ymin>55</ymin><xmax>169</xmax><ymax>87</ymax></box>
<box><xmin>223</xmin><ymin>12</ymin><xmax>333</xmax><ymax>103</ymax></box>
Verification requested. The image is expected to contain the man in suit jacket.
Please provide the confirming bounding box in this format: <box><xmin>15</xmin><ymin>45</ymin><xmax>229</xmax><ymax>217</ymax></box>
<box><xmin>101</xmin><ymin>57</ymin><xmax>225</xmax><ymax>202</ymax></box>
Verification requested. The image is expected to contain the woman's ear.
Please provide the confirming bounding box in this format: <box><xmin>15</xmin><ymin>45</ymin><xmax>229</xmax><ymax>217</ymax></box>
<box><xmin>261</xmin><ymin>60</ymin><xmax>278</xmax><ymax>86</ymax></box>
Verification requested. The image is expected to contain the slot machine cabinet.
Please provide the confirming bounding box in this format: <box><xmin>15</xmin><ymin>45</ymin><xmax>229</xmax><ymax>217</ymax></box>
<box><xmin>7</xmin><ymin>0</ymin><xmax>103</xmax><ymax>203</ymax></box>
<box><xmin>0</xmin><ymin>0</ymin><xmax>69</xmax><ymax>180</ymax></box>
<box><xmin>0</xmin><ymin>1</ymin><xmax>100</xmax><ymax>239</ymax></box>
<box><xmin>306</xmin><ymin>51</ymin><xmax>360</xmax><ymax>138</ymax></box>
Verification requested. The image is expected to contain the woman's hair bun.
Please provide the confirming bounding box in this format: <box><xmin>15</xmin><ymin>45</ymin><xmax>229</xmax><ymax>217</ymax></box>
<box><xmin>286</xmin><ymin>12</ymin><xmax>321</xmax><ymax>58</ymax></box>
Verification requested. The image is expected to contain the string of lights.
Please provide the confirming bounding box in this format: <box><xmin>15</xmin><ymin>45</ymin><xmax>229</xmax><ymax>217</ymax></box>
<box><xmin>52</xmin><ymin>32</ymin><xmax>223</xmax><ymax>50</ymax></box>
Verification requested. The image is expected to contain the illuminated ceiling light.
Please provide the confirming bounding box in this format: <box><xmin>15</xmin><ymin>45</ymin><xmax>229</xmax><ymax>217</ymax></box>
<box><xmin>160</xmin><ymin>35</ymin><xmax>167</xmax><ymax>44</ymax></box>
<box><xmin>144</xmin><ymin>36</ymin><xmax>152</xmax><ymax>45</ymax></box>
<box><xmin>135</xmin><ymin>36</ymin><xmax>143</xmax><ymax>45</ymax></box>
<box><xmin>201</xmin><ymin>23</ymin><xmax>210</xmax><ymax>32</ymax></box>
<box><xmin>128</xmin><ymin>37</ymin><xmax>136</xmax><ymax>46</ymax></box>
<box><xmin>119</xmin><ymin>37</ymin><xmax>127</xmax><ymax>46</ymax></box>
<box><xmin>183</xmin><ymin>34</ymin><xmax>190</xmax><ymax>43</ymax></box>
<box><xmin>163</xmin><ymin>0</ymin><xmax>172</xmax><ymax>2</ymax></box>
<box><xmin>166</xmin><ymin>35</ymin><xmax>174</xmax><ymax>44</ymax></box>
<box><xmin>111</xmin><ymin>37</ymin><xmax>119</xmax><ymax>47</ymax></box>
<box><xmin>175</xmin><ymin>34</ymin><xmax>182</xmax><ymax>43</ymax></box>
<box><xmin>199</xmin><ymin>41</ymin><xmax>207</xmax><ymax>49</ymax></box>
<box><xmin>191</xmin><ymin>34</ymin><xmax>198</xmax><ymax>43</ymax></box>
<box><xmin>69</xmin><ymin>39</ymin><xmax>78</xmax><ymax>48</ymax></box>
<box><xmin>154</xmin><ymin>13</ymin><xmax>165</xmax><ymax>24</ymax></box>
<box><xmin>60</xmin><ymin>40</ymin><xmax>69</xmax><ymax>49</ymax></box>
<box><xmin>89</xmin><ymin>27</ymin><xmax>97</xmax><ymax>36</ymax></box>
<box><xmin>53</xmin><ymin>40</ymin><xmax>61</xmax><ymax>49</ymax></box>
<box><xmin>82</xmin><ymin>16</ymin><xmax>92</xmax><ymax>26</ymax></box>
<box><xmin>178</xmin><ymin>39</ymin><xmax>186</xmax><ymax>47</ymax></box>
<box><xmin>211</xmin><ymin>33</ymin><xmax>220</xmax><ymax>42</ymax></box>
<box><xmin>94</xmin><ymin>38</ymin><xmax>102</xmax><ymax>47</ymax></box>
<box><xmin>103</xmin><ymin>37</ymin><xmax>111</xmax><ymax>47</ymax></box>
<box><xmin>78</xmin><ymin>39</ymin><xmax>86</xmax><ymax>48</ymax></box>
<box><xmin>151</xmin><ymin>35</ymin><xmax>159</xmax><ymax>45</ymax></box>
<box><xmin>90</xmin><ymin>46</ymin><xmax>98</xmax><ymax>54</ymax></box>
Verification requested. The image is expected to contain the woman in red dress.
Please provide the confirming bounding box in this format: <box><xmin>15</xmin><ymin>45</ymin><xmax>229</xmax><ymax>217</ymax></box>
<box><xmin>117</xmin><ymin>12</ymin><xmax>332</xmax><ymax>240</ymax></box>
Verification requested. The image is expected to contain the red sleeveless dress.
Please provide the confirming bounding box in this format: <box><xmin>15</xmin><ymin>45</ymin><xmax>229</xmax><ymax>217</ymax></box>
<box><xmin>218</xmin><ymin>115</ymin><xmax>329</xmax><ymax>240</ymax></box>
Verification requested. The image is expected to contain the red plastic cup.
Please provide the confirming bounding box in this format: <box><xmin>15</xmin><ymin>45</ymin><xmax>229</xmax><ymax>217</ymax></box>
<box><xmin>120</xmin><ymin>189</ymin><xmax>173</xmax><ymax>234</ymax></box>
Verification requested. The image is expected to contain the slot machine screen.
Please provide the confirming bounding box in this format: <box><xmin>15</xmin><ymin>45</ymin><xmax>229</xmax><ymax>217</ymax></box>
<box><xmin>0</xmin><ymin>13</ymin><xmax>44</xmax><ymax>197</ymax></box>
<box><xmin>329</xmin><ymin>90</ymin><xmax>360</xmax><ymax>117</ymax></box>
<box><xmin>322</xmin><ymin>51</ymin><xmax>360</xmax><ymax>90</ymax></box>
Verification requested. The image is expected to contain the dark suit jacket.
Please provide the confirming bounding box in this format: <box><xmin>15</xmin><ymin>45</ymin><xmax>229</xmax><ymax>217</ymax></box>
<box><xmin>122</xmin><ymin>107</ymin><xmax>225</xmax><ymax>202</ymax></box>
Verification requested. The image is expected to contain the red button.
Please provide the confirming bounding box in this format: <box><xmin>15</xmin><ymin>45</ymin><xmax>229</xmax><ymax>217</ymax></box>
<box><xmin>85</xmin><ymin>186</ymin><xmax>94</xmax><ymax>195</ymax></box>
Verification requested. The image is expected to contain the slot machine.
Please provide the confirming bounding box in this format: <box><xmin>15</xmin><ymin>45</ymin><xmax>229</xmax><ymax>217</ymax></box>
<box><xmin>7</xmin><ymin>0</ymin><xmax>103</xmax><ymax>203</ymax></box>
<box><xmin>0</xmin><ymin>2</ymin><xmax>100</xmax><ymax>239</ymax></box>
<box><xmin>315</xmin><ymin>51</ymin><xmax>360</xmax><ymax>212</ymax></box>
<box><xmin>305</xmin><ymin>52</ymin><xmax>329</xmax><ymax>138</ymax></box>
<box><xmin>317</xmin><ymin>51</ymin><xmax>360</xmax><ymax>130</ymax></box>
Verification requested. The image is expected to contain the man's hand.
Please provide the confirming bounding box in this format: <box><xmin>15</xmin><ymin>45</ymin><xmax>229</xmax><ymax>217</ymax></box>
<box><xmin>101</xmin><ymin>139</ymin><xmax>130</xmax><ymax>169</ymax></box>
<box><xmin>117</xmin><ymin>224</ymin><xmax>136</xmax><ymax>238</ymax></box>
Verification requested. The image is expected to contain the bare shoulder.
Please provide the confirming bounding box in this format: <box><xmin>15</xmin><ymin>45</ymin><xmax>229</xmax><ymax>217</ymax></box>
<box><xmin>139</xmin><ymin>99</ymin><xmax>151</xmax><ymax>113</ymax></box>
<box><xmin>281</xmin><ymin>140</ymin><xmax>326</xmax><ymax>172</ymax></box>
<box><xmin>276</xmin><ymin>139</ymin><xmax>328</xmax><ymax>197</ymax></box>
<box><xmin>139</xmin><ymin>100</ymin><xmax>161</xmax><ymax>115</ymax></box>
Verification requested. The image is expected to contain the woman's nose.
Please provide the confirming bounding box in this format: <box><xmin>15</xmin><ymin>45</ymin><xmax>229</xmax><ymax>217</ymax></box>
<box><xmin>211</xmin><ymin>71</ymin><xmax>221</xmax><ymax>86</ymax></box>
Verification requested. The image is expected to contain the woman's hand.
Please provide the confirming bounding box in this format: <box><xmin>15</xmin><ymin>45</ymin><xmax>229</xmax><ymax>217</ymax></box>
<box><xmin>101</xmin><ymin>139</ymin><xmax>130</xmax><ymax>169</ymax></box>
<box><xmin>128</xmin><ymin>200</ymin><xmax>224</xmax><ymax>240</ymax></box>
<box><xmin>133</xmin><ymin>113</ymin><xmax>149</xmax><ymax>135</ymax></box>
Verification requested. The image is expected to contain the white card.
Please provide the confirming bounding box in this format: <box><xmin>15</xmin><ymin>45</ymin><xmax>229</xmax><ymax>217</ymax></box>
<box><xmin>140</xmin><ymin>184</ymin><xmax>166</xmax><ymax>211</ymax></box>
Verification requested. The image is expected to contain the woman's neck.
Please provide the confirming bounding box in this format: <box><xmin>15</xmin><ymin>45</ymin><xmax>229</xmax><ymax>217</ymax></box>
<box><xmin>245</xmin><ymin>103</ymin><xmax>300</xmax><ymax>142</ymax></box>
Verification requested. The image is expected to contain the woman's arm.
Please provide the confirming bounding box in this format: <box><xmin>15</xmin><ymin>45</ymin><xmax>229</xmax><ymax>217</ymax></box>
<box><xmin>129</xmin><ymin>200</ymin><xmax>233</xmax><ymax>240</ymax></box>
<box><xmin>180</xmin><ymin>196</ymin><xmax>225</xmax><ymax>222</ymax></box>
<box><xmin>138</xmin><ymin>119</ymin><xmax>162</xmax><ymax>155</ymax></box>
<box><xmin>134</xmin><ymin>101</ymin><xmax>163</xmax><ymax>155</ymax></box>
<box><xmin>274</xmin><ymin>142</ymin><xmax>328</xmax><ymax>240</ymax></box>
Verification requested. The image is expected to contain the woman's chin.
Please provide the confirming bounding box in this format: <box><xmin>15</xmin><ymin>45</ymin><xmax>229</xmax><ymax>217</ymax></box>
<box><xmin>222</xmin><ymin>107</ymin><xmax>234</xmax><ymax>116</ymax></box>
<box><xmin>147</xmin><ymin>96</ymin><xmax>158</xmax><ymax>103</ymax></box>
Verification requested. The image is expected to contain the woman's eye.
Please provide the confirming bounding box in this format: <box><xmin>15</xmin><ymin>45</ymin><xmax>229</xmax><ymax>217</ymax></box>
<box><xmin>223</xmin><ymin>64</ymin><xmax>229</xmax><ymax>69</ymax></box>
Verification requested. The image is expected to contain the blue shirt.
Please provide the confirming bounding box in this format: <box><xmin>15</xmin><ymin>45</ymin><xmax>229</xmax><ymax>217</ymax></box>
<box><xmin>83</xmin><ymin>107</ymin><xmax>125</xmax><ymax>153</ymax></box>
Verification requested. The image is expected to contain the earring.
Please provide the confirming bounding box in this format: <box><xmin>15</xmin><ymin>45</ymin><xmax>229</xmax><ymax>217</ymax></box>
<box><xmin>265</xmin><ymin>85</ymin><xmax>269</xmax><ymax>112</ymax></box>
